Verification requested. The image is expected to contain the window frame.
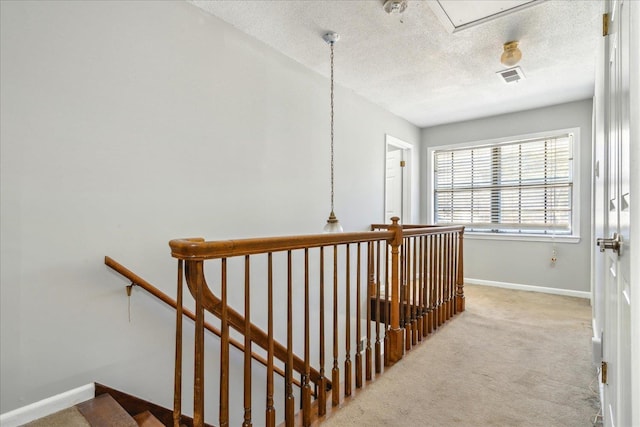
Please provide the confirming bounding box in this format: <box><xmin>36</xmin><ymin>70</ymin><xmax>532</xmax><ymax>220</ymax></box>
<box><xmin>427</xmin><ymin>128</ymin><xmax>581</xmax><ymax>243</ymax></box>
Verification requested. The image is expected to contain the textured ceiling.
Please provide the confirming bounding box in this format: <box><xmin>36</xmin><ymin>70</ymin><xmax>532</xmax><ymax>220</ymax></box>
<box><xmin>190</xmin><ymin>0</ymin><xmax>603</xmax><ymax>128</ymax></box>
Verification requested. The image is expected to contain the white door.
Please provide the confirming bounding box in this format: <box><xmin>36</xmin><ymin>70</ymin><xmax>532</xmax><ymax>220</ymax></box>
<box><xmin>385</xmin><ymin>135</ymin><xmax>412</xmax><ymax>224</ymax></box>
<box><xmin>597</xmin><ymin>1</ymin><xmax>632</xmax><ymax>425</ymax></box>
<box><xmin>385</xmin><ymin>148</ymin><xmax>403</xmax><ymax>223</ymax></box>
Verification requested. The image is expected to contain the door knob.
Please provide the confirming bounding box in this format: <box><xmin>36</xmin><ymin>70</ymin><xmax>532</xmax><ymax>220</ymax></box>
<box><xmin>596</xmin><ymin>233</ymin><xmax>622</xmax><ymax>256</ymax></box>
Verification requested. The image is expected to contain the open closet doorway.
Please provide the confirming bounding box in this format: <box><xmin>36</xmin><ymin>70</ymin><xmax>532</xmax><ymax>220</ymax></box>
<box><xmin>385</xmin><ymin>135</ymin><xmax>413</xmax><ymax>224</ymax></box>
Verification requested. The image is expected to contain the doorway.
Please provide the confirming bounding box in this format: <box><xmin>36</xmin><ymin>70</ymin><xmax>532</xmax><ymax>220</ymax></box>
<box><xmin>385</xmin><ymin>135</ymin><xmax>413</xmax><ymax>224</ymax></box>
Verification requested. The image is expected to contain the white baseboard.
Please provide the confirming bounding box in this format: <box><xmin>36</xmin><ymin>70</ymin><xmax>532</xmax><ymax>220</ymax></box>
<box><xmin>465</xmin><ymin>277</ymin><xmax>591</xmax><ymax>299</ymax></box>
<box><xmin>0</xmin><ymin>383</ymin><xmax>95</xmax><ymax>427</ymax></box>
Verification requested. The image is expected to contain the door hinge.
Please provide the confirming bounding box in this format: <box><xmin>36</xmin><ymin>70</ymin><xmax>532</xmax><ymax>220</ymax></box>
<box><xmin>603</xmin><ymin>13</ymin><xmax>609</xmax><ymax>36</ymax></box>
<box><xmin>400</xmin><ymin>160</ymin><xmax>406</xmax><ymax>168</ymax></box>
<box><xmin>601</xmin><ymin>361</ymin><xmax>608</xmax><ymax>384</ymax></box>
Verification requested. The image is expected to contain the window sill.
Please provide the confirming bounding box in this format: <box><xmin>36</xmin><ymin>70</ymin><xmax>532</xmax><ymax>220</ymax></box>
<box><xmin>464</xmin><ymin>232</ymin><xmax>581</xmax><ymax>244</ymax></box>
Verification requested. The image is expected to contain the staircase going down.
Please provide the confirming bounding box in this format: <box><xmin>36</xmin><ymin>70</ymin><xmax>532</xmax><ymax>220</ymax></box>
<box><xmin>20</xmin><ymin>383</ymin><xmax>197</xmax><ymax>427</ymax></box>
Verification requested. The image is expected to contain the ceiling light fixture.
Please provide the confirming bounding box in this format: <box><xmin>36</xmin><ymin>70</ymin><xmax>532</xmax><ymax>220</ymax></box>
<box><xmin>383</xmin><ymin>0</ymin><xmax>408</xmax><ymax>15</ymax></box>
<box><xmin>501</xmin><ymin>41</ymin><xmax>522</xmax><ymax>67</ymax></box>
<box><xmin>322</xmin><ymin>32</ymin><xmax>343</xmax><ymax>233</ymax></box>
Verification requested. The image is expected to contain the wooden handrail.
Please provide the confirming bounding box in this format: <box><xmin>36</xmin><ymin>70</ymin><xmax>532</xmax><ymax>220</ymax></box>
<box><xmin>169</xmin><ymin>231</ymin><xmax>394</xmax><ymax>260</ymax></box>
<box><xmin>103</xmin><ymin>256</ymin><xmax>302</xmax><ymax>390</ymax></box>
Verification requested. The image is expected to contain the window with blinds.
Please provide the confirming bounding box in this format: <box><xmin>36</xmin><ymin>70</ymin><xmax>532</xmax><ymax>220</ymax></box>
<box><xmin>433</xmin><ymin>133</ymin><xmax>574</xmax><ymax>235</ymax></box>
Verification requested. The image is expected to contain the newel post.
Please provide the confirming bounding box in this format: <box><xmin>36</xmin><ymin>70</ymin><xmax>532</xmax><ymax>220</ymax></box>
<box><xmin>455</xmin><ymin>228</ymin><xmax>465</xmax><ymax>313</ymax></box>
<box><xmin>387</xmin><ymin>217</ymin><xmax>404</xmax><ymax>365</ymax></box>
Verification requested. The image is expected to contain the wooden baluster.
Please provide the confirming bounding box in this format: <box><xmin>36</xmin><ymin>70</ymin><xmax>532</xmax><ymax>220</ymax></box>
<box><xmin>451</xmin><ymin>233</ymin><xmax>458</xmax><ymax>316</ymax></box>
<box><xmin>193</xmin><ymin>261</ymin><xmax>205</xmax><ymax>427</ymax></box>
<box><xmin>413</xmin><ymin>236</ymin><xmax>423</xmax><ymax>344</ymax></box>
<box><xmin>318</xmin><ymin>247</ymin><xmax>327</xmax><ymax>416</ymax></box>
<box><xmin>173</xmin><ymin>260</ymin><xmax>183</xmax><ymax>427</ymax></box>
<box><xmin>404</xmin><ymin>238</ymin><xmax>411</xmax><ymax>352</ymax></box>
<box><xmin>443</xmin><ymin>234</ymin><xmax>449</xmax><ymax>323</ymax></box>
<box><xmin>332</xmin><ymin>246</ymin><xmax>340</xmax><ymax>406</ymax></box>
<box><xmin>438</xmin><ymin>234</ymin><xmax>445</xmax><ymax>327</ymax></box>
<box><xmin>424</xmin><ymin>236</ymin><xmax>430</xmax><ymax>335</ymax></box>
<box><xmin>355</xmin><ymin>243</ymin><xmax>363</xmax><ymax>389</ymax></box>
<box><xmin>444</xmin><ymin>234</ymin><xmax>450</xmax><ymax>321</ymax></box>
<box><xmin>243</xmin><ymin>256</ymin><xmax>252</xmax><ymax>427</ymax></box>
<box><xmin>387</xmin><ymin>217</ymin><xmax>404</xmax><ymax>365</ymax></box>
<box><xmin>424</xmin><ymin>236</ymin><xmax>430</xmax><ymax>337</ymax></box>
<box><xmin>302</xmin><ymin>249</ymin><xmax>311</xmax><ymax>427</ymax></box>
<box><xmin>220</xmin><ymin>259</ymin><xmax>229</xmax><ymax>427</ymax></box>
<box><xmin>384</xmin><ymin>242</ymin><xmax>390</xmax><ymax>367</ymax></box>
<box><xmin>408</xmin><ymin>238</ymin><xmax>413</xmax><ymax>348</ymax></box>
<box><xmin>399</xmin><ymin>240</ymin><xmax>404</xmax><ymax>335</ymax></box>
<box><xmin>448</xmin><ymin>233</ymin><xmax>454</xmax><ymax>319</ymax></box>
<box><xmin>429</xmin><ymin>235</ymin><xmax>436</xmax><ymax>333</ymax></box>
<box><xmin>456</xmin><ymin>232</ymin><xmax>460</xmax><ymax>313</ymax></box>
<box><xmin>434</xmin><ymin>234</ymin><xmax>440</xmax><ymax>327</ymax></box>
<box><xmin>375</xmin><ymin>240</ymin><xmax>382</xmax><ymax>374</ymax></box>
<box><xmin>408</xmin><ymin>238</ymin><xmax>413</xmax><ymax>345</ymax></box>
<box><xmin>444</xmin><ymin>233</ymin><xmax>451</xmax><ymax>322</ymax></box>
<box><xmin>285</xmin><ymin>251</ymin><xmax>295</xmax><ymax>425</ymax></box>
<box><xmin>409</xmin><ymin>237</ymin><xmax>415</xmax><ymax>343</ymax></box>
<box><xmin>344</xmin><ymin>244</ymin><xmax>352</xmax><ymax>397</ymax></box>
<box><xmin>447</xmin><ymin>233</ymin><xmax>453</xmax><ymax>316</ymax></box>
<box><xmin>365</xmin><ymin>242</ymin><xmax>373</xmax><ymax>381</ymax></box>
<box><xmin>422</xmin><ymin>236</ymin><xmax>429</xmax><ymax>338</ymax></box>
<box><xmin>431</xmin><ymin>235</ymin><xmax>437</xmax><ymax>330</ymax></box>
<box><xmin>450</xmin><ymin>233</ymin><xmax>455</xmax><ymax>319</ymax></box>
<box><xmin>411</xmin><ymin>237</ymin><xmax>417</xmax><ymax>343</ymax></box>
<box><xmin>266</xmin><ymin>254</ymin><xmax>276</xmax><ymax>427</ymax></box>
<box><xmin>412</xmin><ymin>236</ymin><xmax>418</xmax><ymax>346</ymax></box>
<box><xmin>416</xmin><ymin>237</ymin><xmax>423</xmax><ymax>340</ymax></box>
<box><xmin>443</xmin><ymin>233</ymin><xmax>451</xmax><ymax>322</ymax></box>
<box><xmin>456</xmin><ymin>229</ymin><xmax>466</xmax><ymax>313</ymax></box>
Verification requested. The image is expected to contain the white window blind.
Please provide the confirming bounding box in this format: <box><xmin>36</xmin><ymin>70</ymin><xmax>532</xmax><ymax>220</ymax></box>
<box><xmin>433</xmin><ymin>133</ymin><xmax>574</xmax><ymax>235</ymax></box>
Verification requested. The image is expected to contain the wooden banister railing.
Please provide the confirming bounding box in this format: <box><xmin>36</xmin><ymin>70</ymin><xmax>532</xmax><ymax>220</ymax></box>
<box><xmin>169</xmin><ymin>218</ymin><xmax>464</xmax><ymax>427</ymax></box>
<box><xmin>103</xmin><ymin>256</ymin><xmax>303</xmax><ymax>390</ymax></box>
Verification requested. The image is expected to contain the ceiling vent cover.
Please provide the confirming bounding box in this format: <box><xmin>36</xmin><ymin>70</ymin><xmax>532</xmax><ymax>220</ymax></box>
<box><xmin>497</xmin><ymin>66</ymin><xmax>526</xmax><ymax>83</ymax></box>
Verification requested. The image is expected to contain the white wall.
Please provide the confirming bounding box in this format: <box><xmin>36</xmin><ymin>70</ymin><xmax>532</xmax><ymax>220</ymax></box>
<box><xmin>0</xmin><ymin>0</ymin><xmax>420</xmax><ymax>419</ymax></box>
<box><xmin>421</xmin><ymin>100</ymin><xmax>593</xmax><ymax>294</ymax></box>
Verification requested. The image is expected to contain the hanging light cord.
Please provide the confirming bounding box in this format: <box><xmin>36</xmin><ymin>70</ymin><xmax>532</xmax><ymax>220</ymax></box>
<box><xmin>329</xmin><ymin>41</ymin><xmax>335</xmax><ymax>215</ymax></box>
<box><xmin>322</xmin><ymin>31</ymin><xmax>341</xmax><ymax>232</ymax></box>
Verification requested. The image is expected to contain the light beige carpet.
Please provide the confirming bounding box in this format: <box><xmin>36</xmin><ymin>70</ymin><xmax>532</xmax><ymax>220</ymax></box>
<box><xmin>23</xmin><ymin>406</ymin><xmax>90</xmax><ymax>427</ymax></box>
<box><xmin>322</xmin><ymin>285</ymin><xmax>601</xmax><ymax>427</ymax></box>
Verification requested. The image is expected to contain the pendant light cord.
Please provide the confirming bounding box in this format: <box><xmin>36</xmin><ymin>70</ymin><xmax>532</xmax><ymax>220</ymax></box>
<box><xmin>322</xmin><ymin>32</ymin><xmax>342</xmax><ymax>232</ymax></box>
<box><xmin>330</xmin><ymin>41</ymin><xmax>335</xmax><ymax>214</ymax></box>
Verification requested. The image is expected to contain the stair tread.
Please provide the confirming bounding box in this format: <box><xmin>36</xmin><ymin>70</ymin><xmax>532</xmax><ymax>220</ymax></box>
<box><xmin>133</xmin><ymin>411</ymin><xmax>164</xmax><ymax>427</ymax></box>
<box><xmin>23</xmin><ymin>406</ymin><xmax>91</xmax><ymax>427</ymax></box>
<box><xmin>76</xmin><ymin>393</ymin><xmax>138</xmax><ymax>427</ymax></box>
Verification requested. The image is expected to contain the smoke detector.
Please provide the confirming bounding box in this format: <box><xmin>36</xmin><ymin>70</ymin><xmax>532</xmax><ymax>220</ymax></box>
<box><xmin>383</xmin><ymin>0</ymin><xmax>408</xmax><ymax>15</ymax></box>
<box><xmin>497</xmin><ymin>66</ymin><xmax>526</xmax><ymax>84</ymax></box>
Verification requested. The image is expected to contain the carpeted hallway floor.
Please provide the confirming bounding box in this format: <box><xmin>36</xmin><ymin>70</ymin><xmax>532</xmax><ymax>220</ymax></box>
<box><xmin>322</xmin><ymin>284</ymin><xmax>601</xmax><ymax>427</ymax></box>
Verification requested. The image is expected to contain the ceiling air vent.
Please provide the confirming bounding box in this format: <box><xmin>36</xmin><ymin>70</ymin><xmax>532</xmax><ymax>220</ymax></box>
<box><xmin>497</xmin><ymin>66</ymin><xmax>525</xmax><ymax>84</ymax></box>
